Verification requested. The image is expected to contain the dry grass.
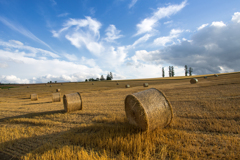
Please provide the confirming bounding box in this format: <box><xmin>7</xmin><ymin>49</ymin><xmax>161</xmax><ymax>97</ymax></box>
<box><xmin>0</xmin><ymin>72</ymin><xmax>240</xmax><ymax>159</ymax></box>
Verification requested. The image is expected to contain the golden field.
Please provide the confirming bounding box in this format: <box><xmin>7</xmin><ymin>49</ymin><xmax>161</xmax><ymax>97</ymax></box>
<box><xmin>0</xmin><ymin>72</ymin><xmax>240</xmax><ymax>160</ymax></box>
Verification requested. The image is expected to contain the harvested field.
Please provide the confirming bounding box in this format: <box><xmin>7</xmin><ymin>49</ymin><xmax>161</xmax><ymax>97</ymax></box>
<box><xmin>0</xmin><ymin>72</ymin><xmax>240</xmax><ymax>159</ymax></box>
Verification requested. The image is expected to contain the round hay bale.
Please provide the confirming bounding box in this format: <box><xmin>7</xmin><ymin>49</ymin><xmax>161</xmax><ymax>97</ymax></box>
<box><xmin>27</xmin><ymin>86</ymin><xmax>30</xmax><ymax>88</ymax></box>
<box><xmin>56</xmin><ymin>89</ymin><xmax>60</xmax><ymax>92</ymax></box>
<box><xmin>50</xmin><ymin>85</ymin><xmax>52</xmax><ymax>87</ymax></box>
<box><xmin>204</xmin><ymin>76</ymin><xmax>207</xmax><ymax>79</ymax></box>
<box><xmin>61</xmin><ymin>83</ymin><xmax>63</xmax><ymax>85</ymax></box>
<box><xmin>31</xmin><ymin>94</ymin><xmax>38</xmax><ymax>101</ymax></box>
<box><xmin>143</xmin><ymin>83</ymin><xmax>148</xmax><ymax>87</ymax></box>
<box><xmin>125</xmin><ymin>88</ymin><xmax>173</xmax><ymax>131</ymax></box>
<box><xmin>116</xmin><ymin>83</ymin><xmax>119</xmax><ymax>85</ymax></box>
<box><xmin>63</xmin><ymin>92</ymin><xmax>82</xmax><ymax>112</ymax></box>
<box><xmin>45</xmin><ymin>84</ymin><xmax>47</xmax><ymax>86</ymax></box>
<box><xmin>52</xmin><ymin>93</ymin><xmax>61</xmax><ymax>102</ymax></box>
<box><xmin>125</xmin><ymin>84</ymin><xmax>130</xmax><ymax>88</ymax></box>
<box><xmin>190</xmin><ymin>78</ymin><xmax>198</xmax><ymax>84</ymax></box>
<box><xmin>214</xmin><ymin>74</ymin><xmax>218</xmax><ymax>77</ymax></box>
<box><xmin>8</xmin><ymin>88</ymin><xmax>10</xmax><ymax>90</ymax></box>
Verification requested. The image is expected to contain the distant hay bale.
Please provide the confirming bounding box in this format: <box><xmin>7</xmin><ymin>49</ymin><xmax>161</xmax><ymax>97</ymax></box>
<box><xmin>204</xmin><ymin>76</ymin><xmax>207</xmax><ymax>79</ymax></box>
<box><xmin>61</xmin><ymin>83</ymin><xmax>63</xmax><ymax>85</ymax></box>
<box><xmin>45</xmin><ymin>84</ymin><xmax>47</xmax><ymax>86</ymax></box>
<box><xmin>143</xmin><ymin>83</ymin><xmax>148</xmax><ymax>87</ymax></box>
<box><xmin>214</xmin><ymin>74</ymin><xmax>218</xmax><ymax>77</ymax></box>
<box><xmin>8</xmin><ymin>88</ymin><xmax>10</xmax><ymax>90</ymax></box>
<box><xmin>125</xmin><ymin>88</ymin><xmax>173</xmax><ymax>131</ymax></box>
<box><xmin>117</xmin><ymin>83</ymin><xmax>119</xmax><ymax>85</ymax></box>
<box><xmin>50</xmin><ymin>85</ymin><xmax>52</xmax><ymax>87</ymax></box>
<box><xmin>125</xmin><ymin>84</ymin><xmax>130</xmax><ymax>88</ymax></box>
<box><xmin>190</xmin><ymin>78</ymin><xmax>198</xmax><ymax>84</ymax></box>
<box><xmin>92</xmin><ymin>83</ymin><xmax>94</xmax><ymax>85</ymax></box>
<box><xmin>31</xmin><ymin>94</ymin><xmax>38</xmax><ymax>101</ymax></box>
<box><xmin>63</xmin><ymin>92</ymin><xmax>82</xmax><ymax>112</ymax></box>
<box><xmin>27</xmin><ymin>86</ymin><xmax>30</xmax><ymax>88</ymax></box>
<box><xmin>52</xmin><ymin>93</ymin><xmax>61</xmax><ymax>102</ymax></box>
<box><xmin>56</xmin><ymin>89</ymin><xmax>60</xmax><ymax>92</ymax></box>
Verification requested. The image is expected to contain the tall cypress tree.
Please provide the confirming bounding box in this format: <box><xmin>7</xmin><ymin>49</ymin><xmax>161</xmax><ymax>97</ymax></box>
<box><xmin>185</xmin><ymin>65</ymin><xmax>188</xmax><ymax>76</ymax></box>
<box><xmin>169</xmin><ymin>66</ymin><xmax>172</xmax><ymax>77</ymax></box>
<box><xmin>172</xmin><ymin>66</ymin><xmax>175</xmax><ymax>77</ymax></box>
<box><xmin>189</xmin><ymin>67</ymin><xmax>193</xmax><ymax>76</ymax></box>
<box><xmin>162</xmin><ymin>67</ymin><xmax>165</xmax><ymax>77</ymax></box>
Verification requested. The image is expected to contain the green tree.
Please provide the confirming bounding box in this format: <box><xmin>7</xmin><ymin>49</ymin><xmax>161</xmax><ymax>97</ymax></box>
<box><xmin>185</xmin><ymin>65</ymin><xmax>188</xmax><ymax>76</ymax></box>
<box><xmin>189</xmin><ymin>67</ymin><xmax>193</xmax><ymax>76</ymax></box>
<box><xmin>162</xmin><ymin>67</ymin><xmax>165</xmax><ymax>77</ymax></box>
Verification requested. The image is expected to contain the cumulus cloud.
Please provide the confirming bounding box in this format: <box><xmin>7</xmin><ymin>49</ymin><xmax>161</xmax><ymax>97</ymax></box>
<box><xmin>104</xmin><ymin>25</ymin><xmax>123</xmax><ymax>42</ymax></box>
<box><xmin>153</xmin><ymin>29</ymin><xmax>183</xmax><ymax>46</ymax></box>
<box><xmin>231</xmin><ymin>12</ymin><xmax>240</xmax><ymax>23</ymax></box>
<box><xmin>131</xmin><ymin>14</ymin><xmax>240</xmax><ymax>75</ymax></box>
<box><xmin>0</xmin><ymin>75</ymin><xmax>29</xmax><ymax>84</ymax></box>
<box><xmin>211</xmin><ymin>21</ymin><xmax>226</xmax><ymax>27</ymax></box>
<box><xmin>135</xmin><ymin>0</ymin><xmax>187</xmax><ymax>36</ymax></box>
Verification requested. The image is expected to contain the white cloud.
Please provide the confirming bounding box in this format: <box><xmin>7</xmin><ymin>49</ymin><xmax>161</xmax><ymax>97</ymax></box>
<box><xmin>52</xmin><ymin>17</ymin><xmax>103</xmax><ymax>56</ymax></box>
<box><xmin>164</xmin><ymin>20</ymin><xmax>173</xmax><ymax>25</ymax></box>
<box><xmin>135</xmin><ymin>0</ymin><xmax>187</xmax><ymax>36</ymax></box>
<box><xmin>129</xmin><ymin>0</ymin><xmax>138</xmax><ymax>8</ymax></box>
<box><xmin>63</xmin><ymin>53</ymin><xmax>78</xmax><ymax>61</ymax></box>
<box><xmin>197</xmin><ymin>23</ymin><xmax>209</xmax><ymax>30</ymax></box>
<box><xmin>105</xmin><ymin>25</ymin><xmax>123</xmax><ymax>42</ymax></box>
<box><xmin>0</xmin><ymin>62</ymin><xmax>8</xmax><ymax>68</ymax></box>
<box><xmin>50</xmin><ymin>0</ymin><xmax>57</xmax><ymax>5</ymax></box>
<box><xmin>231</xmin><ymin>12</ymin><xmax>240</xmax><ymax>23</ymax></box>
<box><xmin>0</xmin><ymin>75</ymin><xmax>30</xmax><ymax>84</ymax></box>
<box><xmin>211</xmin><ymin>21</ymin><xmax>226</xmax><ymax>27</ymax></box>
<box><xmin>58</xmin><ymin>13</ymin><xmax>69</xmax><ymax>17</ymax></box>
<box><xmin>154</xmin><ymin>29</ymin><xmax>183</xmax><ymax>46</ymax></box>
<box><xmin>0</xmin><ymin>16</ymin><xmax>55</xmax><ymax>51</ymax></box>
<box><xmin>0</xmin><ymin>40</ymin><xmax>59</xmax><ymax>58</ymax></box>
<box><xmin>132</xmin><ymin>34</ymin><xmax>152</xmax><ymax>46</ymax></box>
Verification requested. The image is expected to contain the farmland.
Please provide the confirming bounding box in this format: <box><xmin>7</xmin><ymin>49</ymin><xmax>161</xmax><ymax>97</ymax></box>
<box><xmin>0</xmin><ymin>72</ymin><xmax>240</xmax><ymax>159</ymax></box>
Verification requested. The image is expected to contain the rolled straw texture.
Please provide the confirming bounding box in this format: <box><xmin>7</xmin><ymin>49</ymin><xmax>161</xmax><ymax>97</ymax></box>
<box><xmin>50</xmin><ymin>85</ymin><xmax>52</xmax><ymax>87</ymax></box>
<box><xmin>117</xmin><ymin>83</ymin><xmax>119</xmax><ymax>85</ymax></box>
<box><xmin>190</xmin><ymin>78</ymin><xmax>198</xmax><ymax>84</ymax></box>
<box><xmin>125</xmin><ymin>84</ymin><xmax>130</xmax><ymax>88</ymax></box>
<box><xmin>63</xmin><ymin>92</ymin><xmax>82</xmax><ymax>112</ymax></box>
<box><xmin>52</xmin><ymin>93</ymin><xmax>61</xmax><ymax>102</ymax></box>
<box><xmin>56</xmin><ymin>89</ymin><xmax>60</xmax><ymax>92</ymax></box>
<box><xmin>143</xmin><ymin>83</ymin><xmax>148</xmax><ymax>87</ymax></box>
<box><xmin>125</xmin><ymin>88</ymin><xmax>173</xmax><ymax>131</ymax></box>
<box><xmin>31</xmin><ymin>94</ymin><xmax>38</xmax><ymax>101</ymax></box>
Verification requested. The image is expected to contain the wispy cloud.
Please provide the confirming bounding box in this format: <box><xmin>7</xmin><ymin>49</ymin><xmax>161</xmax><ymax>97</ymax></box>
<box><xmin>104</xmin><ymin>24</ymin><xmax>123</xmax><ymax>42</ymax></box>
<box><xmin>50</xmin><ymin>0</ymin><xmax>57</xmax><ymax>6</ymax></box>
<box><xmin>57</xmin><ymin>12</ymin><xmax>69</xmax><ymax>17</ymax></box>
<box><xmin>129</xmin><ymin>0</ymin><xmax>138</xmax><ymax>8</ymax></box>
<box><xmin>0</xmin><ymin>16</ymin><xmax>55</xmax><ymax>52</ymax></box>
<box><xmin>0</xmin><ymin>40</ymin><xmax>59</xmax><ymax>58</ymax></box>
<box><xmin>153</xmin><ymin>29</ymin><xmax>183</xmax><ymax>46</ymax></box>
<box><xmin>132</xmin><ymin>34</ymin><xmax>152</xmax><ymax>46</ymax></box>
<box><xmin>135</xmin><ymin>0</ymin><xmax>187</xmax><ymax>36</ymax></box>
<box><xmin>197</xmin><ymin>23</ymin><xmax>209</xmax><ymax>30</ymax></box>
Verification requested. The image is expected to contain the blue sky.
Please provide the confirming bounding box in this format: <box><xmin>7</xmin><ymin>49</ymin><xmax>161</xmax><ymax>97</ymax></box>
<box><xmin>0</xmin><ymin>0</ymin><xmax>240</xmax><ymax>83</ymax></box>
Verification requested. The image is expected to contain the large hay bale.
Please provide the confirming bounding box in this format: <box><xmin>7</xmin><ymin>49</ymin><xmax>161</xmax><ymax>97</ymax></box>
<box><xmin>125</xmin><ymin>84</ymin><xmax>130</xmax><ymax>88</ymax></box>
<box><xmin>56</xmin><ymin>89</ymin><xmax>60</xmax><ymax>92</ymax></box>
<box><xmin>52</xmin><ymin>93</ymin><xmax>61</xmax><ymax>102</ymax></box>
<box><xmin>190</xmin><ymin>78</ymin><xmax>198</xmax><ymax>84</ymax></box>
<box><xmin>63</xmin><ymin>92</ymin><xmax>82</xmax><ymax>112</ymax></box>
<box><xmin>125</xmin><ymin>88</ymin><xmax>173</xmax><ymax>131</ymax></box>
<box><xmin>143</xmin><ymin>83</ymin><xmax>148</xmax><ymax>87</ymax></box>
<box><xmin>214</xmin><ymin>74</ymin><xmax>218</xmax><ymax>77</ymax></box>
<box><xmin>31</xmin><ymin>94</ymin><xmax>38</xmax><ymax>101</ymax></box>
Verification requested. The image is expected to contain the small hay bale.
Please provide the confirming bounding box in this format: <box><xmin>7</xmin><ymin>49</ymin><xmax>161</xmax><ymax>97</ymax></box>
<box><xmin>56</xmin><ymin>89</ymin><xmax>60</xmax><ymax>92</ymax></box>
<box><xmin>117</xmin><ymin>83</ymin><xmax>119</xmax><ymax>85</ymax></box>
<box><xmin>204</xmin><ymin>76</ymin><xmax>207</xmax><ymax>79</ymax></box>
<box><xmin>214</xmin><ymin>74</ymin><xmax>218</xmax><ymax>77</ymax></box>
<box><xmin>50</xmin><ymin>85</ymin><xmax>52</xmax><ymax>87</ymax></box>
<box><xmin>63</xmin><ymin>92</ymin><xmax>82</xmax><ymax>112</ymax></box>
<box><xmin>52</xmin><ymin>93</ymin><xmax>61</xmax><ymax>102</ymax></box>
<box><xmin>8</xmin><ymin>88</ymin><xmax>10</xmax><ymax>90</ymax></box>
<box><xmin>31</xmin><ymin>94</ymin><xmax>38</xmax><ymax>101</ymax></box>
<box><xmin>92</xmin><ymin>83</ymin><xmax>94</xmax><ymax>85</ymax></box>
<box><xmin>27</xmin><ymin>86</ymin><xmax>30</xmax><ymax>88</ymax></box>
<box><xmin>190</xmin><ymin>78</ymin><xmax>198</xmax><ymax>84</ymax></box>
<box><xmin>143</xmin><ymin>83</ymin><xmax>148</xmax><ymax>87</ymax></box>
<box><xmin>61</xmin><ymin>83</ymin><xmax>63</xmax><ymax>85</ymax></box>
<box><xmin>125</xmin><ymin>88</ymin><xmax>173</xmax><ymax>131</ymax></box>
<box><xmin>125</xmin><ymin>84</ymin><xmax>130</xmax><ymax>88</ymax></box>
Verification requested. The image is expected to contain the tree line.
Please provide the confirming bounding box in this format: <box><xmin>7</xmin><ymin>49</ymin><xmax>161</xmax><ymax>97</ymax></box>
<box><xmin>86</xmin><ymin>72</ymin><xmax>113</xmax><ymax>81</ymax></box>
<box><xmin>162</xmin><ymin>65</ymin><xmax>193</xmax><ymax>77</ymax></box>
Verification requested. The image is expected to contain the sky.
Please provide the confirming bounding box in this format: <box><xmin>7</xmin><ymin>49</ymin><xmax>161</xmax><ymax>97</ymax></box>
<box><xmin>0</xmin><ymin>0</ymin><xmax>240</xmax><ymax>83</ymax></box>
